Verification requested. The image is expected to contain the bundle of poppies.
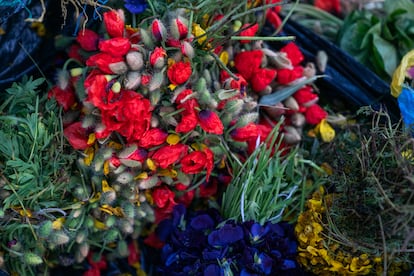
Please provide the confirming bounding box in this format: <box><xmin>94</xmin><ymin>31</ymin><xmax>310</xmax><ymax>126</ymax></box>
<box><xmin>1</xmin><ymin>0</ymin><xmax>412</xmax><ymax>275</ymax></box>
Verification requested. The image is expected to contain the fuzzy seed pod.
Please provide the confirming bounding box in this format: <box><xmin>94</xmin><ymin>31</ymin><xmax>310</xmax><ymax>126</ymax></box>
<box><xmin>283</xmin><ymin>126</ymin><xmax>302</xmax><ymax>144</ymax></box>
<box><xmin>181</xmin><ymin>41</ymin><xmax>194</xmax><ymax>59</ymax></box>
<box><xmin>126</xmin><ymin>51</ymin><xmax>144</xmax><ymax>71</ymax></box>
<box><xmin>139</xmin><ymin>28</ymin><xmax>155</xmax><ymax>48</ymax></box>
<box><xmin>105</xmin><ymin>215</ymin><xmax>117</xmax><ymax>228</ymax></box>
<box><xmin>224</xmin><ymin>99</ymin><xmax>244</xmax><ymax>115</ymax></box>
<box><xmin>23</xmin><ymin>252</ymin><xmax>43</xmax><ymax>266</ymax></box>
<box><xmin>151</xmin><ymin>116</ymin><xmax>160</xmax><ymax>128</ymax></box>
<box><xmin>150</xmin><ymin>90</ymin><xmax>161</xmax><ymax>106</ymax></box>
<box><xmin>109</xmin><ymin>61</ymin><xmax>128</xmax><ymax>75</ymax></box>
<box><xmin>290</xmin><ymin>112</ymin><xmax>306</xmax><ymax>128</ymax></box>
<box><xmin>262</xmin><ymin>102</ymin><xmax>286</xmax><ymax>119</ymax></box>
<box><xmin>119</xmin><ymin>219</ymin><xmax>134</xmax><ymax>234</ymax></box>
<box><xmin>37</xmin><ymin>220</ymin><xmax>53</xmax><ymax>238</ymax></box>
<box><xmin>100</xmin><ymin>190</ymin><xmax>117</xmax><ymax>205</ymax></box>
<box><xmin>284</xmin><ymin>96</ymin><xmax>299</xmax><ymax>111</ymax></box>
<box><xmin>303</xmin><ymin>62</ymin><xmax>316</xmax><ymax>78</ymax></box>
<box><xmin>122</xmin><ymin>202</ymin><xmax>136</xmax><ymax>219</ymax></box>
<box><xmin>81</xmin><ymin>115</ymin><xmax>96</xmax><ymax>129</ymax></box>
<box><xmin>236</xmin><ymin>112</ymin><xmax>259</xmax><ymax>128</ymax></box>
<box><xmin>49</xmin><ymin>231</ymin><xmax>70</xmax><ymax>245</ymax></box>
<box><xmin>116</xmin><ymin>240</ymin><xmax>130</xmax><ymax>258</ymax></box>
<box><xmin>149</xmin><ymin>71</ymin><xmax>165</xmax><ymax>92</ymax></box>
<box><xmin>104</xmin><ymin>229</ymin><xmax>119</xmax><ymax>242</ymax></box>
<box><xmin>78</xmin><ymin>242</ymin><xmax>90</xmax><ymax>258</ymax></box>
<box><xmin>138</xmin><ymin>175</ymin><xmax>159</xmax><ymax>189</ymax></box>
<box><xmin>316</xmin><ymin>50</ymin><xmax>328</xmax><ymax>72</ymax></box>
<box><xmin>116</xmin><ymin>172</ymin><xmax>134</xmax><ymax>184</ymax></box>
<box><xmin>75</xmin><ymin>231</ymin><xmax>87</xmax><ymax>244</ymax></box>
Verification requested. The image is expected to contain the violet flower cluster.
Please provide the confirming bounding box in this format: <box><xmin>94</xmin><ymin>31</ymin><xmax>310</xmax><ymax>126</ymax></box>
<box><xmin>154</xmin><ymin>204</ymin><xmax>303</xmax><ymax>276</ymax></box>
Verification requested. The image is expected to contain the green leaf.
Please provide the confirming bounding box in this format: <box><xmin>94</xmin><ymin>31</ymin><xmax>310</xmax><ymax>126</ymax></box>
<box><xmin>361</xmin><ymin>22</ymin><xmax>381</xmax><ymax>49</ymax></box>
<box><xmin>372</xmin><ymin>33</ymin><xmax>397</xmax><ymax>77</ymax></box>
<box><xmin>384</xmin><ymin>0</ymin><xmax>414</xmax><ymax>20</ymax></box>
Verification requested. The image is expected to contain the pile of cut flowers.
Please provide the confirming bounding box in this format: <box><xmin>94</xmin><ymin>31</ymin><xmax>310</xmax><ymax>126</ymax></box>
<box><xmin>0</xmin><ymin>0</ymin><xmax>413</xmax><ymax>275</ymax></box>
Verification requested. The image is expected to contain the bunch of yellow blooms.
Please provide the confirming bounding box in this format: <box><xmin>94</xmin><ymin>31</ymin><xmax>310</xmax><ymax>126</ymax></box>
<box><xmin>295</xmin><ymin>187</ymin><xmax>407</xmax><ymax>275</ymax></box>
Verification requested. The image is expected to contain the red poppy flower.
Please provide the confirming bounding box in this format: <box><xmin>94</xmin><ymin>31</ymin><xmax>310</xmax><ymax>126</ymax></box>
<box><xmin>198</xmin><ymin>110</ymin><xmax>224</xmax><ymax>135</ymax></box>
<box><xmin>198</xmin><ymin>179</ymin><xmax>218</xmax><ymax>198</ymax></box>
<box><xmin>152</xmin><ymin>185</ymin><xmax>176</xmax><ymax>208</ymax></box>
<box><xmin>48</xmin><ymin>85</ymin><xmax>76</xmax><ymax>111</ymax></box>
<box><xmin>127</xmin><ymin>241</ymin><xmax>140</xmax><ymax>266</ymax></box>
<box><xmin>175</xmin><ymin>112</ymin><xmax>198</xmax><ymax>133</ymax></box>
<box><xmin>151</xmin><ymin>144</ymin><xmax>188</xmax><ymax>169</ymax></box>
<box><xmin>220</xmin><ymin>71</ymin><xmax>247</xmax><ymax>92</ymax></box>
<box><xmin>276</xmin><ymin>66</ymin><xmax>304</xmax><ymax>85</ymax></box>
<box><xmin>68</xmin><ymin>44</ymin><xmax>83</xmax><ymax>62</ymax></box>
<box><xmin>280</xmin><ymin>42</ymin><xmax>304</xmax><ymax>66</ymax></box>
<box><xmin>293</xmin><ymin>86</ymin><xmax>319</xmax><ymax>107</ymax></box>
<box><xmin>138</xmin><ymin>128</ymin><xmax>168</xmax><ymax>148</ymax></box>
<box><xmin>86</xmin><ymin>53</ymin><xmax>124</xmax><ymax>74</ymax></box>
<box><xmin>64</xmin><ymin>122</ymin><xmax>90</xmax><ymax>150</ymax></box>
<box><xmin>176</xmin><ymin>189</ymin><xmax>195</xmax><ymax>207</ymax></box>
<box><xmin>305</xmin><ymin>104</ymin><xmax>327</xmax><ymax>125</ymax></box>
<box><xmin>266</xmin><ymin>0</ymin><xmax>283</xmax><ymax>13</ymax></box>
<box><xmin>119</xmin><ymin>145</ymin><xmax>148</xmax><ymax>162</ymax></box>
<box><xmin>98</xmin><ymin>37</ymin><xmax>131</xmax><ymax>57</ymax></box>
<box><xmin>180</xmin><ymin>151</ymin><xmax>207</xmax><ymax>175</ymax></box>
<box><xmin>149</xmin><ymin>47</ymin><xmax>167</xmax><ymax>68</ymax></box>
<box><xmin>251</xmin><ymin>68</ymin><xmax>277</xmax><ymax>92</ymax></box>
<box><xmin>239</xmin><ymin>23</ymin><xmax>259</xmax><ymax>44</ymax></box>
<box><xmin>314</xmin><ymin>0</ymin><xmax>341</xmax><ymax>15</ymax></box>
<box><xmin>103</xmin><ymin>10</ymin><xmax>125</xmax><ymax>38</ymax></box>
<box><xmin>175</xmin><ymin>89</ymin><xmax>199</xmax><ymax>111</ymax></box>
<box><xmin>266</xmin><ymin>9</ymin><xmax>282</xmax><ymax>30</ymax></box>
<box><xmin>234</xmin><ymin>50</ymin><xmax>263</xmax><ymax>81</ymax></box>
<box><xmin>144</xmin><ymin>232</ymin><xmax>165</xmax><ymax>249</ymax></box>
<box><xmin>76</xmin><ymin>29</ymin><xmax>99</xmax><ymax>51</ymax></box>
<box><xmin>230</xmin><ymin>123</ymin><xmax>259</xmax><ymax>142</ymax></box>
<box><xmin>167</xmin><ymin>61</ymin><xmax>192</xmax><ymax>85</ymax></box>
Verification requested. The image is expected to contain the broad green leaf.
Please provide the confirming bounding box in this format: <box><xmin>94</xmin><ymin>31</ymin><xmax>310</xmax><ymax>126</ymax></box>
<box><xmin>361</xmin><ymin>22</ymin><xmax>381</xmax><ymax>49</ymax></box>
<box><xmin>384</xmin><ymin>0</ymin><xmax>414</xmax><ymax>20</ymax></box>
<box><xmin>372</xmin><ymin>33</ymin><xmax>397</xmax><ymax>77</ymax></box>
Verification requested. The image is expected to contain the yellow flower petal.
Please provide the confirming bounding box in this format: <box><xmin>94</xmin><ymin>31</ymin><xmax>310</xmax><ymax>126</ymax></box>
<box><xmin>167</xmin><ymin>133</ymin><xmax>180</xmax><ymax>145</ymax></box>
<box><xmin>391</xmin><ymin>49</ymin><xmax>414</xmax><ymax>97</ymax></box>
<box><xmin>192</xmin><ymin>23</ymin><xmax>206</xmax><ymax>44</ymax></box>
<box><xmin>135</xmin><ymin>172</ymin><xmax>148</xmax><ymax>180</ymax></box>
<box><xmin>52</xmin><ymin>217</ymin><xmax>66</xmax><ymax>230</ymax></box>
<box><xmin>146</xmin><ymin>158</ymin><xmax>157</xmax><ymax>171</ymax></box>
<box><xmin>219</xmin><ymin>51</ymin><xmax>229</xmax><ymax>66</ymax></box>
<box><xmin>84</xmin><ymin>147</ymin><xmax>95</xmax><ymax>166</ymax></box>
<box><xmin>317</xmin><ymin>119</ymin><xmax>335</xmax><ymax>142</ymax></box>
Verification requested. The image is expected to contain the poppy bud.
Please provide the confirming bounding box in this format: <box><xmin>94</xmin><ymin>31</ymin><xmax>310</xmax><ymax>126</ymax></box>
<box><xmin>126</xmin><ymin>51</ymin><xmax>144</xmax><ymax>71</ymax></box>
<box><xmin>262</xmin><ymin>102</ymin><xmax>285</xmax><ymax>119</ymax></box>
<box><xmin>101</xmin><ymin>190</ymin><xmax>117</xmax><ymax>204</ymax></box>
<box><xmin>149</xmin><ymin>47</ymin><xmax>167</xmax><ymax>69</ymax></box>
<box><xmin>235</xmin><ymin>112</ymin><xmax>259</xmax><ymax>128</ymax></box>
<box><xmin>138</xmin><ymin>175</ymin><xmax>159</xmax><ymax>189</ymax></box>
<box><xmin>105</xmin><ymin>229</ymin><xmax>120</xmax><ymax>242</ymax></box>
<box><xmin>49</xmin><ymin>231</ymin><xmax>70</xmax><ymax>245</ymax></box>
<box><xmin>283</xmin><ymin>126</ymin><xmax>302</xmax><ymax>144</ymax></box>
<box><xmin>120</xmin><ymin>219</ymin><xmax>134</xmax><ymax>234</ymax></box>
<box><xmin>37</xmin><ymin>220</ymin><xmax>53</xmax><ymax>238</ymax></box>
<box><xmin>316</xmin><ymin>50</ymin><xmax>328</xmax><ymax>72</ymax></box>
<box><xmin>105</xmin><ymin>216</ymin><xmax>117</xmax><ymax>228</ymax></box>
<box><xmin>108</xmin><ymin>61</ymin><xmax>128</xmax><ymax>74</ymax></box>
<box><xmin>117</xmin><ymin>240</ymin><xmax>129</xmax><ymax>257</ymax></box>
<box><xmin>116</xmin><ymin>171</ymin><xmax>134</xmax><ymax>184</ymax></box>
<box><xmin>121</xmin><ymin>202</ymin><xmax>136</xmax><ymax>218</ymax></box>
<box><xmin>151</xmin><ymin>19</ymin><xmax>167</xmax><ymax>41</ymax></box>
<box><xmin>170</xmin><ymin>16</ymin><xmax>188</xmax><ymax>40</ymax></box>
<box><xmin>149</xmin><ymin>71</ymin><xmax>165</xmax><ymax>92</ymax></box>
<box><xmin>75</xmin><ymin>231</ymin><xmax>87</xmax><ymax>244</ymax></box>
<box><xmin>290</xmin><ymin>112</ymin><xmax>306</xmax><ymax>127</ymax></box>
<box><xmin>103</xmin><ymin>10</ymin><xmax>125</xmax><ymax>38</ymax></box>
<box><xmin>140</xmin><ymin>28</ymin><xmax>155</xmax><ymax>48</ymax></box>
<box><xmin>124</xmin><ymin>71</ymin><xmax>141</xmax><ymax>90</ymax></box>
<box><xmin>181</xmin><ymin>41</ymin><xmax>195</xmax><ymax>59</ymax></box>
<box><xmin>78</xmin><ymin>242</ymin><xmax>90</xmax><ymax>258</ymax></box>
<box><xmin>303</xmin><ymin>62</ymin><xmax>316</xmax><ymax>78</ymax></box>
<box><xmin>284</xmin><ymin>96</ymin><xmax>299</xmax><ymax>111</ymax></box>
<box><xmin>23</xmin><ymin>253</ymin><xmax>43</xmax><ymax>266</ymax></box>
<box><xmin>224</xmin><ymin>99</ymin><xmax>244</xmax><ymax>115</ymax></box>
<box><xmin>70</xmin><ymin>67</ymin><xmax>83</xmax><ymax>77</ymax></box>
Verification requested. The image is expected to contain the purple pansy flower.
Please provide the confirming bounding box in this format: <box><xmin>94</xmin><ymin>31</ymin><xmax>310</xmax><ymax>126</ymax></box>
<box><xmin>124</xmin><ymin>0</ymin><xmax>147</xmax><ymax>14</ymax></box>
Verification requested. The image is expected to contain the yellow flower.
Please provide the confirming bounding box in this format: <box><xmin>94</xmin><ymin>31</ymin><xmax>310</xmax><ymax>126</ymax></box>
<box><xmin>52</xmin><ymin>217</ymin><xmax>66</xmax><ymax>230</ymax></box>
<box><xmin>314</xmin><ymin>119</ymin><xmax>335</xmax><ymax>142</ymax></box>
<box><xmin>167</xmin><ymin>133</ymin><xmax>180</xmax><ymax>145</ymax></box>
<box><xmin>391</xmin><ymin>49</ymin><xmax>414</xmax><ymax>97</ymax></box>
<box><xmin>219</xmin><ymin>51</ymin><xmax>229</xmax><ymax>66</ymax></box>
<box><xmin>83</xmin><ymin>146</ymin><xmax>95</xmax><ymax>166</ymax></box>
<box><xmin>192</xmin><ymin>23</ymin><xmax>207</xmax><ymax>44</ymax></box>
